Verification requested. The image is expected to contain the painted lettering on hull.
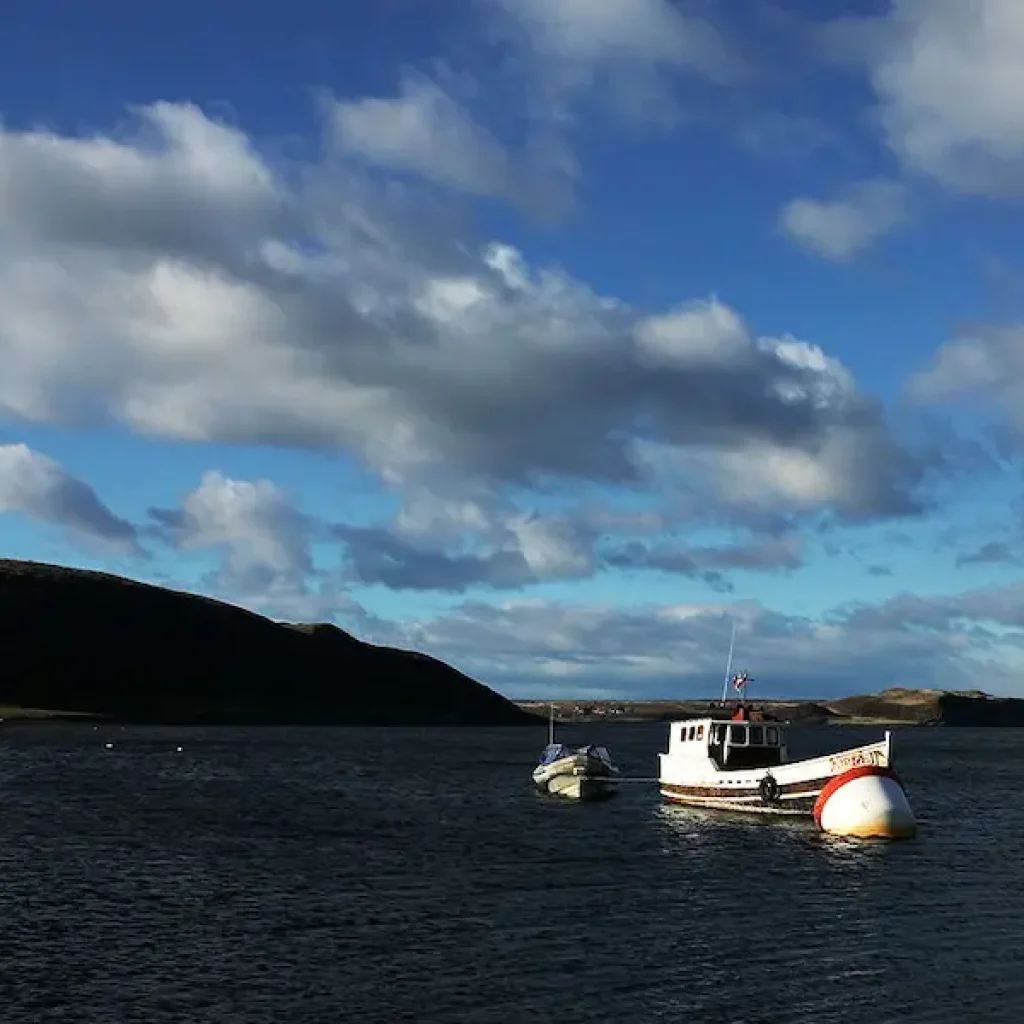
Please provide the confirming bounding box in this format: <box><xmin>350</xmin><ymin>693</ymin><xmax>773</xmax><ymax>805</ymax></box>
<box><xmin>827</xmin><ymin>749</ymin><xmax>883</xmax><ymax>774</ymax></box>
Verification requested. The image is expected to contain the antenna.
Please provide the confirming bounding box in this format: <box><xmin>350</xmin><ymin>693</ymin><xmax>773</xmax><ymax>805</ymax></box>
<box><xmin>719</xmin><ymin>618</ymin><xmax>737</xmax><ymax>704</ymax></box>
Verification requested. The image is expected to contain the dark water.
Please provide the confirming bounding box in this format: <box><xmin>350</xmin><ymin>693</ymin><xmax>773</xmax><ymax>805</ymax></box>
<box><xmin>1</xmin><ymin>722</ymin><xmax>1021</xmax><ymax>1023</ymax></box>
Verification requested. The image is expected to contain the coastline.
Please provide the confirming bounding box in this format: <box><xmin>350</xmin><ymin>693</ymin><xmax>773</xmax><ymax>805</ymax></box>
<box><xmin>515</xmin><ymin>690</ymin><xmax>1024</xmax><ymax>727</ymax></box>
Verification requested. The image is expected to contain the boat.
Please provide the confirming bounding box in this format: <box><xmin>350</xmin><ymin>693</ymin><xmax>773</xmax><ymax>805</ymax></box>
<box><xmin>657</xmin><ymin>624</ymin><xmax>916</xmax><ymax>838</ymax></box>
<box><xmin>532</xmin><ymin>705</ymin><xmax>620</xmax><ymax>801</ymax></box>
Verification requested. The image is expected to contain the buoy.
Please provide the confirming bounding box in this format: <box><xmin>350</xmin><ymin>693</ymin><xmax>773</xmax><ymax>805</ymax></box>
<box><xmin>104</xmin><ymin>742</ymin><xmax>114</xmax><ymax>750</ymax></box>
<box><xmin>814</xmin><ymin>765</ymin><xmax>916</xmax><ymax>839</ymax></box>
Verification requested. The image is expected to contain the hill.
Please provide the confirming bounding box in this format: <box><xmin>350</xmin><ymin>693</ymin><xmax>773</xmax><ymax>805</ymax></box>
<box><xmin>827</xmin><ymin>687</ymin><xmax>1024</xmax><ymax>726</ymax></box>
<box><xmin>0</xmin><ymin>559</ymin><xmax>536</xmax><ymax>726</ymax></box>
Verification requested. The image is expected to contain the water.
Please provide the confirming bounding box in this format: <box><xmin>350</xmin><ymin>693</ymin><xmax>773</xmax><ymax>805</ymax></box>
<box><xmin>0</xmin><ymin>722</ymin><xmax>1021</xmax><ymax>1023</ymax></box>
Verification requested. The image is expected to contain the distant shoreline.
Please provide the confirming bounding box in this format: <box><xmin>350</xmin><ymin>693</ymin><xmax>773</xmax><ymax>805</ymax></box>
<box><xmin>515</xmin><ymin>690</ymin><xmax>1024</xmax><ymax>727</ymax></box>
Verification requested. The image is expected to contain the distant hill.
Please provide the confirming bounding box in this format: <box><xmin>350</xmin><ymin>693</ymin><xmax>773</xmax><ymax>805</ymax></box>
<box><xmin>827</xmin><ymin>687</ymin><xmax>1024</xmax><ymax>726</ymax></box>
<box><xmin>520</xmin><ymin>688</ymin><xmax>1024</xmax><ymax>726</ymax></box>
<box><xmin>0</xmin><ymin>559</ymin><xmax>536</xmax><ymax>726</ymax></box>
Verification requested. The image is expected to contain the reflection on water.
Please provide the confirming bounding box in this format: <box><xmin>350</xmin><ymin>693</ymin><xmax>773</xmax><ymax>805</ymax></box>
<box><xmin>0</xmin><ymin>722</ymin><xmax>1022</xmax><ymax>1022</ymax></box>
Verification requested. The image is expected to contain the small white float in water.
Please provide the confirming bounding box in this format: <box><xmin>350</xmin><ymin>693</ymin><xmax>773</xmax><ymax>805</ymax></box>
<box><xmin>813</xmin><ymin>765</ymin><xmax>917</xmax><ymax>840</ymax></box>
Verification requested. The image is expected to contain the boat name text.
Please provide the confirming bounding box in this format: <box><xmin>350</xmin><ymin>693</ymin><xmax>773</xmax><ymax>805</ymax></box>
<box><xmin>828</xmin><ymin>749</ymin><xmax>882</xmax><ymax>773</ymax></box>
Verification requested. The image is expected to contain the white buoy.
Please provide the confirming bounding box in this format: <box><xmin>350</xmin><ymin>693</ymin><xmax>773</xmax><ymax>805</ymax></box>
<box><xmin>104</xmin><ymin>742</ymin><xmax>114</xmax><ymax>750</ymax></box>
<box><xmin>814</xmin><ymin>765</ymin><xmax>916</xmax><ymax>839</ymax></box>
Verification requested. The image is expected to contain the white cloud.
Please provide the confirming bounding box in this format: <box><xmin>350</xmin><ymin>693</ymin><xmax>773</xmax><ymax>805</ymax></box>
<box><xmin>0</xmin><ymin>443</ymin><xmax>138</xmax><ymax>550</ymax></box>
<box><xmin>370</xmin><ymin>586</ymin><xmax>1024</xmax><ymax>697</ymax></box>
<box><xmin>466</xmin><ymin>0</ymin><xmax>744</xmax><ymax>202</ymax></box>
<box><xmin>823</xmin><ymin>0</ymin><xmax>1024</xmax><ymax>196</ymax></box>
<box><xmin>148</xmin><ymin>470</ymin><xmax>346</xmax><ymax>620</ymax></box>
<box><xmin>634</xmin><ymin>298</ymin><xmax>750</xmax><ymax>368</ymax></box>
<box><xmin>0</xmin><ymin>101</ymin><xmax>927</xmax><ymax>537</ymax></box>
<box><xmin>335</xmin><ymin>494</ymin><xmax>597</xmax><ymax>593</ymax></box>
<box><xmin>485</xmin><ymin>0</ymin><xmax>743</xmax><ymax>86</ymax></box>
<box><xmin>330</xmin><ymin>75</ymin><xmax>511</xmax><ymax>200</ymax></box>
<box><xmin>909</xmin><ymin>324</ymin><xmax>1024</xmax><ymax>432</ymax></box>
<box><xmin>779</xmin><ymin>180</ymin><xmax>908</xmax><ymax>260</ymax></box>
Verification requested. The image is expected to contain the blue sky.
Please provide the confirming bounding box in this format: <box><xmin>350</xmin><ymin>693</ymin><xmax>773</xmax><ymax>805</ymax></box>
<box><xmin>3</xmin><ymin>0</ymin><xmax>1024</xmax><ymax>700</ymax></box>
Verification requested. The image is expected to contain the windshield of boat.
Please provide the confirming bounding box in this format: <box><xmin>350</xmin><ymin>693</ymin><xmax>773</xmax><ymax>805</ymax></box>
<box><xmin>726</xmin><ymin>724</ymin><xmax>780</xmax><ymax>746</ymax></box>
<box><xmin>538</xmin><ymin>743</ymin><xmax>574</xmax><ymax>764</ymax></box>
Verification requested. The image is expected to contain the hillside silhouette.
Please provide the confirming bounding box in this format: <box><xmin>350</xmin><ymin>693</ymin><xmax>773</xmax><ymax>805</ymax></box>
<box><xmin>0</xmin><ymin>559</ymin><xmax>536</xmax><ymax>726</ymax></box>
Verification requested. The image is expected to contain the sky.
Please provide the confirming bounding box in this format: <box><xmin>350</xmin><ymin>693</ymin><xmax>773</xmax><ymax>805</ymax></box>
<box><xmin>3</xmin><ymin>0</ymin><xmax>1024</xmax><ymax>700</ymax></box>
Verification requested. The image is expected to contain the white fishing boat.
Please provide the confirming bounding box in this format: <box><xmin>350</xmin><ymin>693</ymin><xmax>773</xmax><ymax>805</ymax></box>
<box><xmin>657</xmin><ymin>624</ymin><xmax>916</xmax><ymax>838</ymax></box>
<box><xmin>532</xmin><ymin>705</ymin><xmax>620</xmax><ymax>801</ymax></box>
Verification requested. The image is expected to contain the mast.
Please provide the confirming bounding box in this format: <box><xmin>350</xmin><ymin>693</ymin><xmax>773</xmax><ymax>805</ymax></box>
<box><xmin>719</xmin><ymin>618</ymin><xmax>737</xmax><ymax>704</ymax></box>
<box><xmin>548</xmin><ymin>702</ymin><xmax>555</xmax><ymax>745</ymax></box>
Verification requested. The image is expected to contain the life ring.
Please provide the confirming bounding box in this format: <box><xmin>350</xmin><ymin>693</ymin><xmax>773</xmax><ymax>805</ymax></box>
<box><xmin>759</xmin><ymin>773</ymin><xmax>782</xmax><ymax>805</ymax></box>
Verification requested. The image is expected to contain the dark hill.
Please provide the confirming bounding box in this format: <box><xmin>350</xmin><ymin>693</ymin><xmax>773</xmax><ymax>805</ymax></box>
<box><xmin>0</xmin><ymin>559</ymin><xmax>536</xmax><ymax>726</ymax></box>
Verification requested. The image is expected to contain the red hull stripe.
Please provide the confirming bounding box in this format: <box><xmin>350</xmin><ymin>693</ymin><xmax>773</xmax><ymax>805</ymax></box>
<box><xmin>812</xmin><ymin>765</ymin><xmax>904</xmax><ymax>825</ymax></box>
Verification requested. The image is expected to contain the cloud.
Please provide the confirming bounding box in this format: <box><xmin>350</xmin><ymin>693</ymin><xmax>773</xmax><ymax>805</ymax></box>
<box><xmin>779</xmin><ymin>180</ymin><xmax>908</xmax><ymax>260</ymax></box>
<box><xmin>604</xmin><ymin>533</ymin><xmax>804</xmax><ymax>592</ymax></box>
<box><xmin>0</xmin><ymin>101</ymin><xmax>934</xmax><ymax>535</ymax></box>
<box><xmin>148</xmin><ymin>470</ymin><xmax>348</xmax><ymax>621</ymax></box>
<box><xmin>474</xmin><ymin>0</ymin><xmax>745</xmax><ymax>175</ymax></box>
<box><xmin>330</xmin><ymin>74</ymin><xmax>512</xmax><ymax>200</ymax></box>
<box><xmin>836</xmin><ymin>582</ymin><xmax>1024</xmax><ymax>633</ymax></box>
<box><xmin>483</xmin><ymin>0</ymin><xmax>744</xmax><ymax>87</ymax></box>
<box><xmin>370</xmin><ymin>585</ymin><xmax>1024</xmax><ymax>697</ymax></box>
<box><xmin>956</xmin><ymin>541</ymin><xmax>1021</xmax><ymax>568</ymax></box>
<box><xmin>0</xmin><ymin>443</ymin><xmax>139</xmax><ymax>550</ymax></box>
<box><xmin>908</xmin><ymin>324</ymin><xmax>1024</xmax><ymax>430</ymax></box>
<box><xmin>822</xmin><ymin>0</ymin><xmax>1024</xmax><ymax>196</ymax></box>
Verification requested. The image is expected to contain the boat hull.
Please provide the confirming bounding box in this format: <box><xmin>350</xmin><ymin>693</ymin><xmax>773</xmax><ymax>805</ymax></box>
<box><xmin>659</xmin><ymin>738</ymin><xmax>890</xmax><ymax>818</ymax></box>
<box><xmin>539</xmin><ymin>773</ymin><xmax>618</xmax><ymax>801</ymax></box>
<box><xmin>534</xmin><ymin>753</ymin><xmax>619</xmax><ymax>801</ymax></box>
<box><xmin>659</xmin><ymin>785</ymin><xmax>818</xmax><ymax>816</ymax></box>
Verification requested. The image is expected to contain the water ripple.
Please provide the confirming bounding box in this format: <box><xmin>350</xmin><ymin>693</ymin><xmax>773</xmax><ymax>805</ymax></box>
<box><xmin>0</xmin><ymin>723</ymin><xmax>1020</xmax><ymax>1022</ymax></box>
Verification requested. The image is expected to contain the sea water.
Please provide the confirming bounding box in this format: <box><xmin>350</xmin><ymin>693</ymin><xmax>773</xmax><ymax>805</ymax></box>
<box><xmin>0</xmin><ymin>722</ymin><xmax>1017</xmax><ymax>1023</ymax></box>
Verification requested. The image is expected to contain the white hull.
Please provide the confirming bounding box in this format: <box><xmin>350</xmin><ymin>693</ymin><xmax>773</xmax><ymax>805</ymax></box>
<box><xmin>660</xmin><ymin>735</ymin><xmax>891</xmax><ymax>817</ymax></box>
<box><xmin>534</xmin><ymin>752</ymin><xmax>619</xmax><ymax>801</ymax></box>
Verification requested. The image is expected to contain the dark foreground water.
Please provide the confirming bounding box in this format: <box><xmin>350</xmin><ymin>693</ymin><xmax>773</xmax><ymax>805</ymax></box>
<box><xmin>0</xmin><ymin>722</ymin><xmax>1021</xmax><ymax>1023</ymax></box>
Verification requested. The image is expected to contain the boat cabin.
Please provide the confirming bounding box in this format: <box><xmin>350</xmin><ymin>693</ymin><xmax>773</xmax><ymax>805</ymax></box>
<box><xmin>669</xmin><ymin>717</ymin><xmax>787</xmax><ymax>770</ymax></box>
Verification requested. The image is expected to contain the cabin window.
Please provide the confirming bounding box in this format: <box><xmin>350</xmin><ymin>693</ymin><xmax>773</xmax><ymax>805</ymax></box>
<box><xmin>696</xmin><ymin>725</ymin><xmax>704</xmax><ymax>740</ymax></box>
<box><xmin>688</xmin><ymin>726</ymin><xmax>696</xmax><ymax>740</ymax></box>
<box><xmin>713</xmin><ymin>725</ymin><xmax>725</xmax><ymax>743</ymax></box>
<box><xmin>749</xmin><ymin>726</ymin><xmax>764</xmax><ymax>745</ymax></box>
<box><xmin>766</xmin><ymin>727</ymin><xmax>779</xmax><ymax>745</ymax></box>
<box><xmin>729</xmin><ymin>724</ymin><xmax>746</xmax><ymax>744</ymax></box>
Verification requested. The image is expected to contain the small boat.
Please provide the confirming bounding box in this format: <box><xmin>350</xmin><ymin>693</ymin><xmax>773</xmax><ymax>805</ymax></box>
<box><xmin>532</xmin><ymin>705</ymin><xmax>619</xmax><ymax>800</ymax></box>
<box><xmin>658</xmin><ymin>624</ymin><xmax>916</xmax><ymax>838</ymax></box>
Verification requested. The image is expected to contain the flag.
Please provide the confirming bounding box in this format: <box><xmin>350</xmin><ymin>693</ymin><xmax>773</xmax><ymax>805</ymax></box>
<box><xmin>733</xmin><ymin>672</ymin><xmax>749</xmax><ymax>692</ymax></box>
